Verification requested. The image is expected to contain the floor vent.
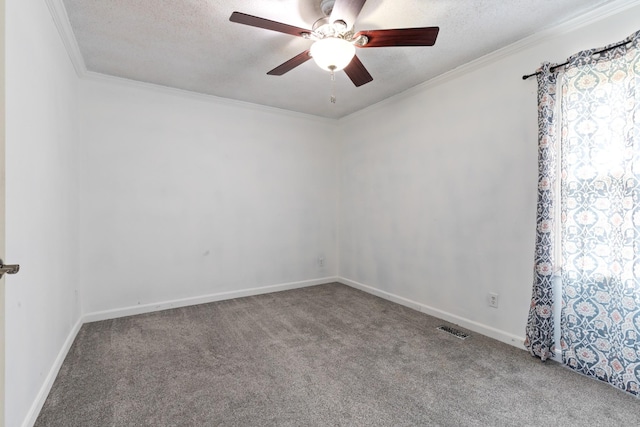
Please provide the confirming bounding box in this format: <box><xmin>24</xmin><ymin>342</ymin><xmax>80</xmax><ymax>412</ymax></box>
<box><xmin>437</xmin><ymin>325</ymin><xmax>470</xmax><ymax>340</ymax></box>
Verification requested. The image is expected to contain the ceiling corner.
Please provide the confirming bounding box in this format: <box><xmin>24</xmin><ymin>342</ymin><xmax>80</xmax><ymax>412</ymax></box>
<box><xmin>44</xmin><ymin>0</ymin><xmax>87</xmax><ymax>77</ymax></box>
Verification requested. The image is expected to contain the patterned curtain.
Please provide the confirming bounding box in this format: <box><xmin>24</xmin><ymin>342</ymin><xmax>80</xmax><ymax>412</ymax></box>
<box><xmin>525</xmin><ymin>64</ymin><xmax>558</xmax><ymax>361</ymax></box>
<box><xmin>560</xmin><ymin>30</ymin><xmax>640</xmax><ymax>396</ymax></box>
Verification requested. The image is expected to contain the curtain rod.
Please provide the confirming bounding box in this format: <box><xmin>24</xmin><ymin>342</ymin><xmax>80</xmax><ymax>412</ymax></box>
<box><xmin>521</xmin><ymin>39</ymin><xmax>631</xmax><ymax>80</ymax></box>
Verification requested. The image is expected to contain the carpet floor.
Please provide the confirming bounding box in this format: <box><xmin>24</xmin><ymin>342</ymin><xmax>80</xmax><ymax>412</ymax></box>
<box><xmin>35</xmin><ymin>283</ymin><xmax>639</xmax><ymax>426</ymax></box>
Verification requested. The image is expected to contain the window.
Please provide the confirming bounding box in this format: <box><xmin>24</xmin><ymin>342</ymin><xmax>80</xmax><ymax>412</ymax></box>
<box><xmin>559</xmin><ymin>48</ymin><xmax>640</xmax><ymax>394</ymax></box>
<box><xmin>526</xmin><ymin>30</ymin><xmax>640</xmax><ymax>396</ymax></box>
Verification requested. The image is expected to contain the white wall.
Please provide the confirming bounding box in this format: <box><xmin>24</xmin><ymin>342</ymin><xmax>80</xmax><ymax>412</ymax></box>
<box><xmin>337</xmin><ymin>2</ymin><xmax>640</xmax><ymax>346</ymax></box>
<box><xmin>78</xmin><ymin>80</ymin><xmax>339</xmax><ymax>315</ymax></box>
<box><xmin>5</xmin><ymin>0</ymin><xmax>80</xmax><ymax>426</ymax></box>
<box><xmin>6</xmin><ymin>1</ymin><xmax>640</xmax><ymax>426</ymax></box>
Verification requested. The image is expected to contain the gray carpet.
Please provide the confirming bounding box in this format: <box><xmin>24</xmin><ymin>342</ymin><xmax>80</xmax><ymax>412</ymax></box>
<box><xmin>35</xmin><ymin>283</ymin><xmax>639</xmax><ymax>426</ymax></box>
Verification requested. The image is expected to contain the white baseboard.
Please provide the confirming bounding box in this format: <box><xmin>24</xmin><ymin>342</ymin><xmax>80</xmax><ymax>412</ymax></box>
<box><xmin>337</xmin><ymin>277</ymin><xmax>526</xmax><ymax>350</ymax></box>
<box><xmin>83</xmin><ymin>277</ymin><xmax>339</xmax><ymax>323</ymax></box>
<box><xmin>24</xmin><ymin>277</ymin><xmax>337</xmax><ymax>426</ymax></box>
<box><xmin>24</xmin><ymin>276</ymin><xmax>524</xmax><ymax>427</ymax></box>
<box><xmin>22</xmin><ymin>317</ymin><xmax>83</xmax><ymax>427</ymax></box>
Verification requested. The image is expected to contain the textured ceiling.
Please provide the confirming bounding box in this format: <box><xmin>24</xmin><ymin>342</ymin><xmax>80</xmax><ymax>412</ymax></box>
<box><xmin>60</xmin><ymin>0</ymin><xmax>615</xmax><ymax>118</ymax></box>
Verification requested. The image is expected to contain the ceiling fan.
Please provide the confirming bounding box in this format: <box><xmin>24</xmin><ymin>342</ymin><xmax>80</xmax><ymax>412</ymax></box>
<box><xmin>229</xmin><ymin>0</ymin><xmax>439</xmax><ymax>88</ymax></box>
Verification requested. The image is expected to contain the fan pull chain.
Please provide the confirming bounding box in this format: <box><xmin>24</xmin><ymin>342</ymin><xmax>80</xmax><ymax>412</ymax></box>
<box><xmin>330</xmin><ymin>69</ymin><xmax>336</xmax><ymax>104</ymax></box>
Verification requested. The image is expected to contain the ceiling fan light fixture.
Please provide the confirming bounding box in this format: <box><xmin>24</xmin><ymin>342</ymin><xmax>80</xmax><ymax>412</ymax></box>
<box><xmin>310</xmin><ymin>37</ymin><xmax>355</xmax><ymax>72</ymax></box>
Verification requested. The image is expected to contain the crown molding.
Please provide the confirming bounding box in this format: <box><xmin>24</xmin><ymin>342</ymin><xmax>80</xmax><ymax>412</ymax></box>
<box><xmin>339</xmin><ymin>0</ymin><xmax>640</xmax><ymax>123</ymax></box>
<box><xmin>46</xmin><ymin>0</ymin><xmax>639</xmax><ymax>122</ymax></box>
<box><xmin>45</xmin><ymin>0</ymin><xmax>87</xmax><ymax>76</ymax></box>
<box><xmin>82</xmin><ymin>71</ymin><xmax>338</xmax><ymax>125</ymax></box>
<box><xmin>45</xmin><ymin>0</ymin><xmax>336</xmax><ymax>123</ymax></box>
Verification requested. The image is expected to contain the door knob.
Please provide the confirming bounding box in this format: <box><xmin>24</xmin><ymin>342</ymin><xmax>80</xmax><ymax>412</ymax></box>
<box><xmin>0</xmin><ymin>259</ymin><xmax>20</xmax><ymax>279</ymax></box>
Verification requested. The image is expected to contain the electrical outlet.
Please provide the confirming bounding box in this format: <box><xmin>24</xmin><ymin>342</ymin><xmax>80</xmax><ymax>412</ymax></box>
<box><xmin>488</xmin><ymin>292</ymin><xmax>499</xmax><ymax>308</ymax></box>
<box><xmin>317</xmin><ymin>256</ymin><xmax>325</xmax><ymax>268</ymax></box>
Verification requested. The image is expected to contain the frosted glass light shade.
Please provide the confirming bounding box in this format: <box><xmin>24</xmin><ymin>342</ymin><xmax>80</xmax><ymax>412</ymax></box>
<box><xmin>310</xmin><ymin>38</ymin><xmax>356</xmax><ymax>71</ymax></box>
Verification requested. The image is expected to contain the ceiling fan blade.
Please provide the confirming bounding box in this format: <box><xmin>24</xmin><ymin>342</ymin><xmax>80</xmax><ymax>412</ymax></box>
<box><xmin>355</xmin><ymin>27</ymin><xmax>440</xmax><ymax>47</ymax></box>
<box><xmin>267</xmin><ymin>50</ymin><xmax>312</xmax><ymax>76</ymax></box>
<box><xmin>329</xmin><ymin>0</ymin><xmax>367</xmax><ymax>29</ymax></box>
<box><xmin>230</xmin><ymin>12</ymin><xmax>311</xmax><ymax>38</ymax></box>
<box><xmin>343</xmin><ymin>55</ymin><xmax>373</xmax><ymax>87</ymax></box>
